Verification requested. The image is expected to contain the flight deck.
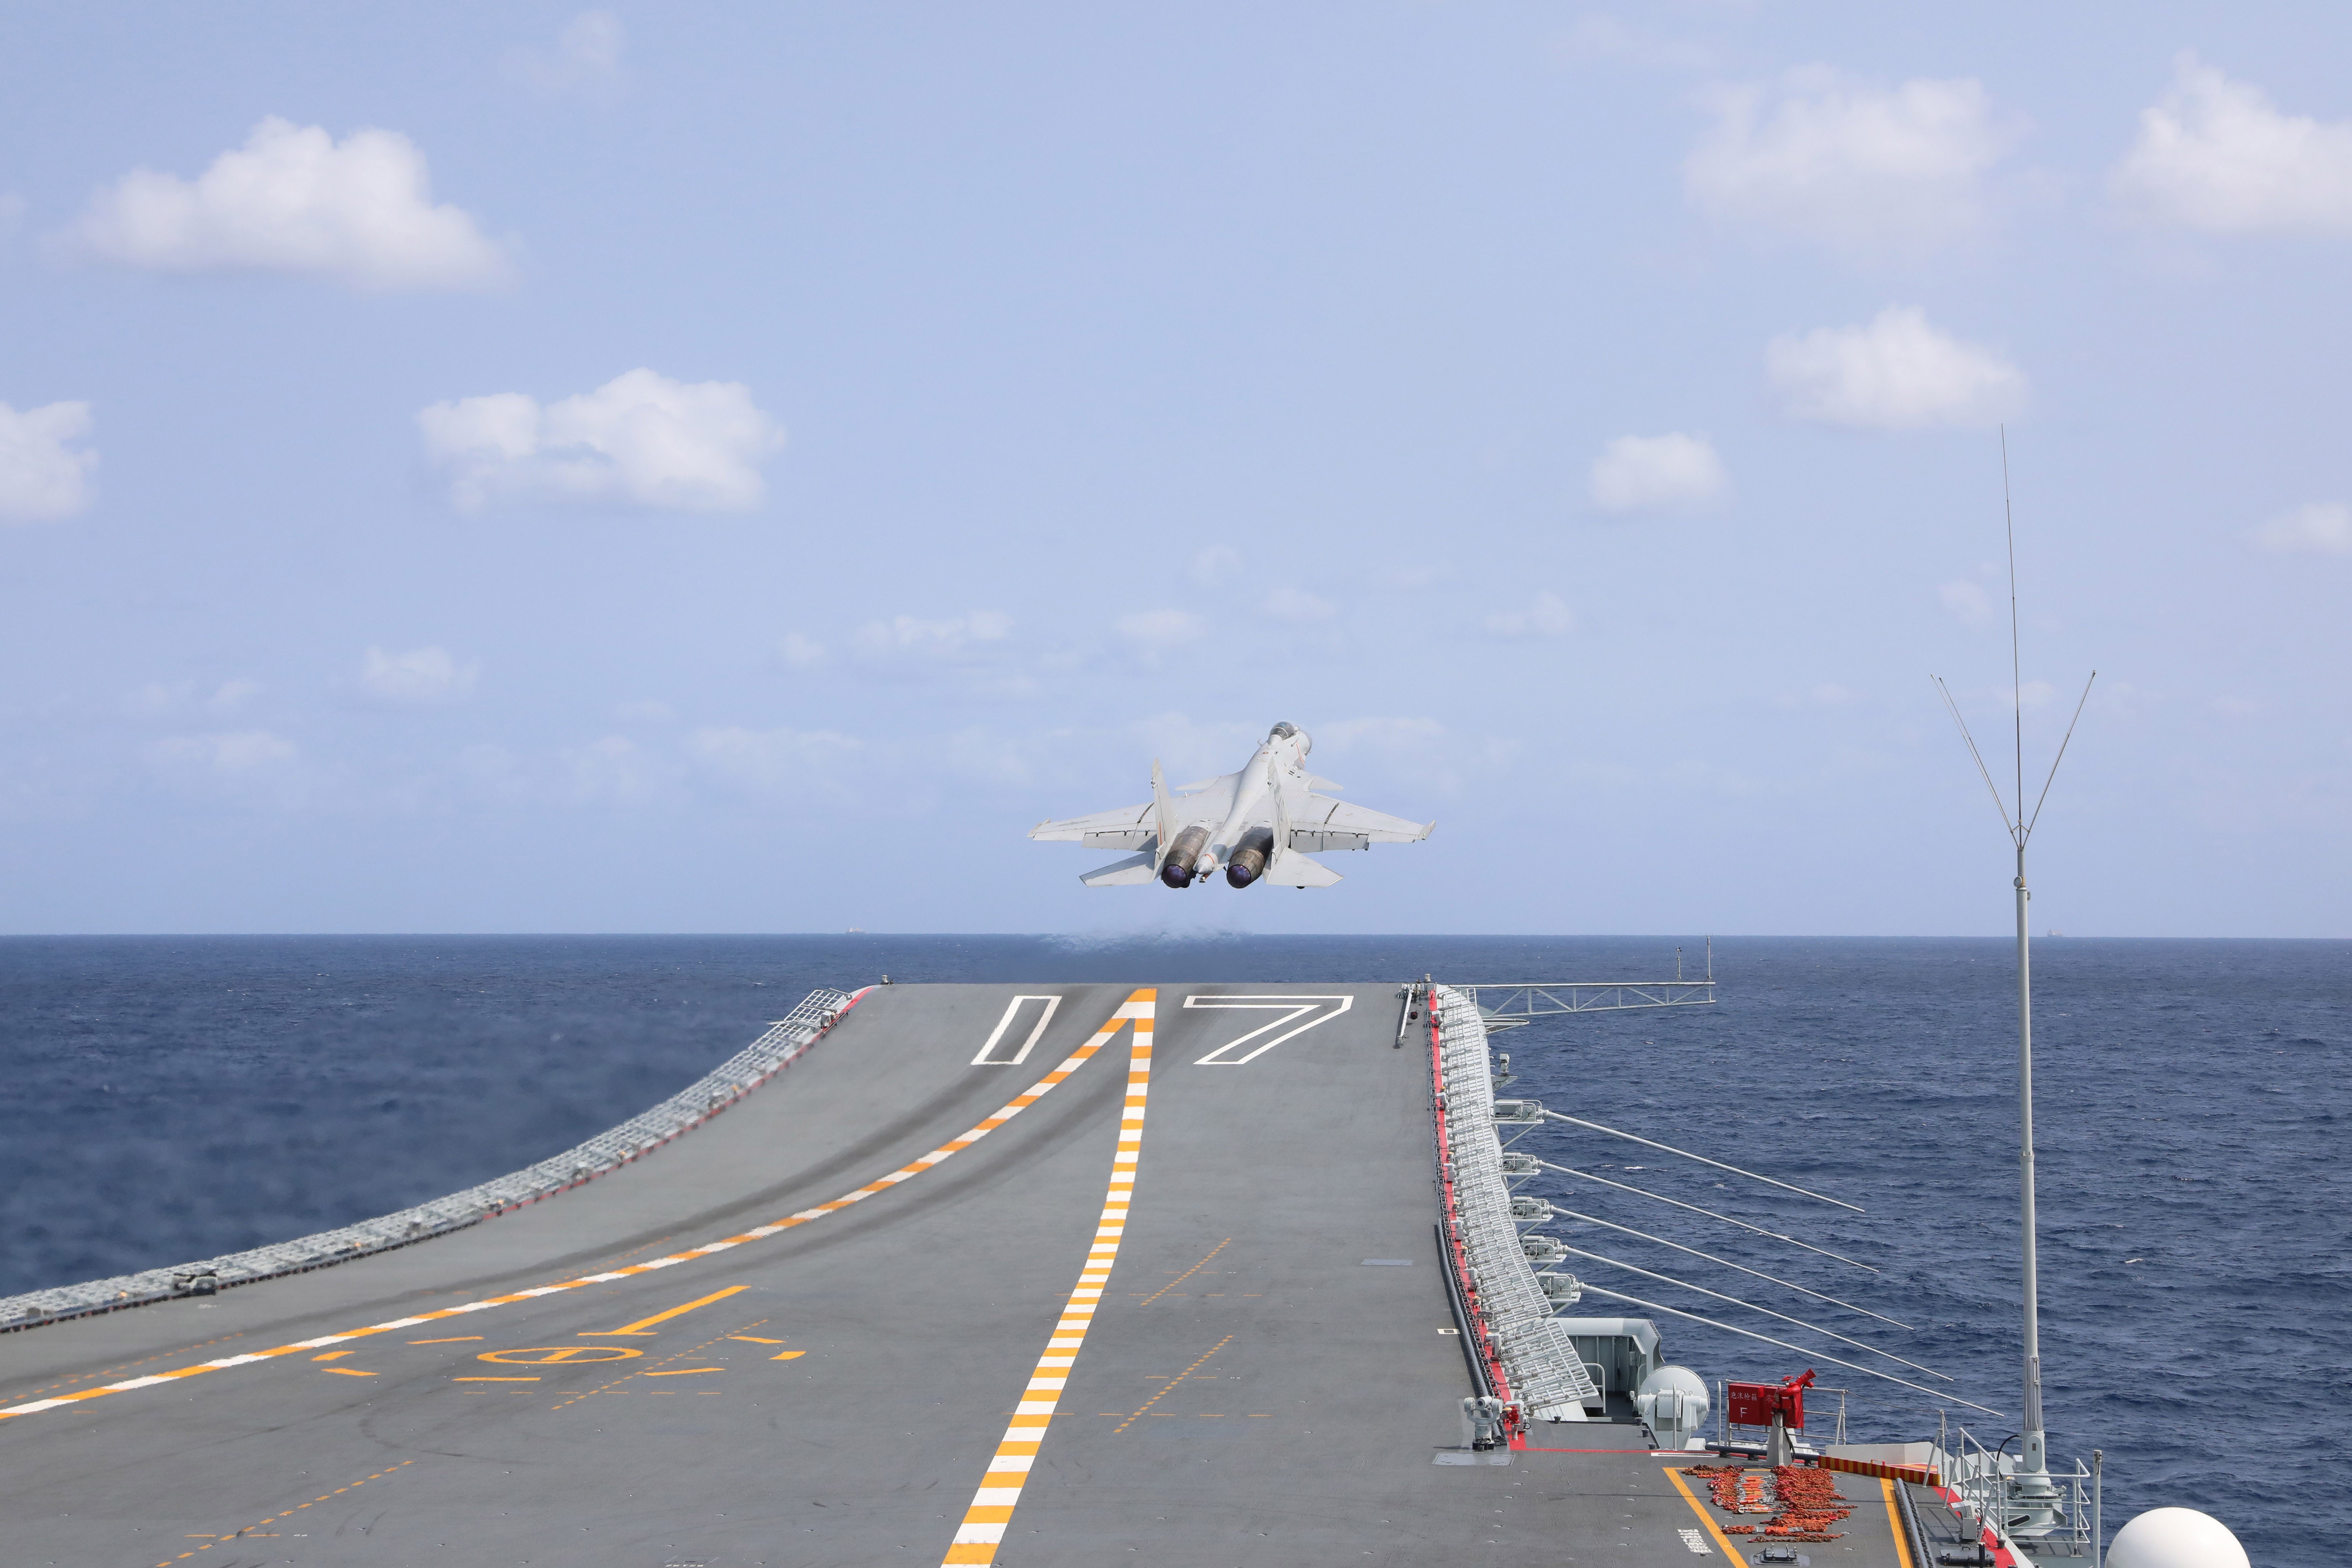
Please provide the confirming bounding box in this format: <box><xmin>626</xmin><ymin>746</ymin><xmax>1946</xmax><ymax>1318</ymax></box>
<box><xmin>0</xmin><ymin>982</ymin><xmax>1922</xmax><ymax>1566</ymax></box>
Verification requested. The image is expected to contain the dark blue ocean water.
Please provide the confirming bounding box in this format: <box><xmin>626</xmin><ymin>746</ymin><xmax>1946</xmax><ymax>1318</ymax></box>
<box><xmin>2</xmin><ymin>934</ymin><xmax>2344</xmax><ymax>1563</ymax></box>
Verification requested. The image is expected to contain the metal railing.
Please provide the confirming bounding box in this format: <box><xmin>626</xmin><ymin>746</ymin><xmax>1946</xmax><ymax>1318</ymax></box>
<box><xmin>1432</xmin><ymin>985</ymin><xmax>1601</xmax><ymax>1420</ymax></box>
<box><xmin>1936</xmin><ymin>1417</ymin><xmax>2096</xmax><ymax>1560</ymax></box>
<box><xmin>1457</xmin><ymin>978</ymin><xmax>1716</xmax><ymax>1029</ymax></box>
<box><xmin>0</xmin><ymin>987</ymin><xmax>857</xmax><ymax>1332</ymax></box>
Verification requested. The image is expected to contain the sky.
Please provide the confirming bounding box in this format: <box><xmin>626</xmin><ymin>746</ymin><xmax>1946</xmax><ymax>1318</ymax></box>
<box><xmin>2</xmin><ymin>3</ymin><xmax>2348</xmax><ymax>938</ymax></box>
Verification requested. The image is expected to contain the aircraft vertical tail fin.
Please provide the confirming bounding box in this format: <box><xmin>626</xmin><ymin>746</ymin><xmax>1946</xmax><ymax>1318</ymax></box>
<box><xmin>1150</xmin><ymin>759</ymin><xmax>1174</xmax><ymax>872</ymax></box>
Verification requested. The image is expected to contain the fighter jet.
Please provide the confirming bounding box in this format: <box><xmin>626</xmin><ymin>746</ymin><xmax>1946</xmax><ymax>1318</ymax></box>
<box><xmin>1028</xmin><ymin>722</ymin><xmax>1435</xmax><ymax>888</ymax></box>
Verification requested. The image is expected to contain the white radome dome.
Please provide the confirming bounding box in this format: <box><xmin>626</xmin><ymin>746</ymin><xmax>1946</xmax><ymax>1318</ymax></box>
<box><xmin>2105</xmin><ymin>1507</ymin><xmax>2248</xmax><ymax>1568</ymax></box>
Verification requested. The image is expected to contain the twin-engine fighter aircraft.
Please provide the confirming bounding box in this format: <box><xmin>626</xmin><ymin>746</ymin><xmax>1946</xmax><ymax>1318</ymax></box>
<box><xmin>1028</xmin><ymin>722</ymin><xmax>1435</xmax><ymax>888</ymax></box>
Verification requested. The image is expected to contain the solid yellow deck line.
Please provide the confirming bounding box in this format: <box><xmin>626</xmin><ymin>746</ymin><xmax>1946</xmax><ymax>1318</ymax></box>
<box><xmin>2</xmin><ymin>996</ymin><xmax>1130</xmax><ymax>1429</ymax></box>
<box><xmin>939</xmin><ymin>988</ymin><xmax>1156</xmax><ymax>1567</ymax></box>
<box><xmin>1884</xmin><ymin>1476</ymin><xmax>1917</xmax><ymax>1568</ymax></box>
<box><xmin>581</xmin><ymin>1284</ymin><xmax>748</xmax><ymax>1336</ymax></box>
<box><xmin>1663</xmin><ymin>1463</ymin><xmax>1746</xmax><ymax>1558</ymax></box>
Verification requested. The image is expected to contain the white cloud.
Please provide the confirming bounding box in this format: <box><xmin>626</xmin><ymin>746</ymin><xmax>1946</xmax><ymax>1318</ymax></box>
<box><xmin>456</xmin><ymin>742</ymin><xmax>531</xmax><ymax>803</ymax></box>
<box><xmin>944</xmin><ymin>727</ymin><xmax>1036</xmax><ymax>789</ymax></box>
<box><xmin>1128</xmin><ymin>712</ymin><xmax>1262</xmax><ymax>778</ymax></box>
<box><xmin>0</xmin><ymin>401</ymin><xmax>97</xmax><ymax>522</ymax></box>
<box><xmin>61</xmin><ymin>118</ymin><xmax>511</xmax><ymax>291</ymax></box>
<box><xmin>1588</xmin><ymin>432</ymin><xmax>1728</xmax><ymax>514</ymax></box>
<box><xmin>2256</xmin><ymin>502</ymin><xmax>2352</xmax><ymax>555</ymax></box>
<box><xmin>1939</xmin><ymin>579</ymin><xmax>1997</xmax><ymax>624</ymax></box>
<box><xmin>418</xmin><ymin>369</ymin><xmax>784</xmax><ymax>513</ymax></box>
<box><xmin>1484</xmin><ymin>591</ymin><xmax>1574</xmax><ymax>638</ymax></box>
<box><xmin>1263</xmin><ymin>586</ymin><xmax>1337</xmax><ymax>621</ymax></box>
<box><xmin>1117</xmin><ymin>609</ymin><xmax>1205</xmax><ymax>651</ymax></box>
<box><xmin>1686</xmin><ymin>68</ymin><xmax>2025</xmax><ymax>258</ymax></box>
<box><xmin>207</xmin><ymin>679</ymin><xmax>263</xmax><ymax>715</ymax></box>
<box><xmin>779</xmin><ymin>631</ymin><xmax>828</xmax><ymax>669</ymax></box>
<box><xmin>1768</xmin><ymin>307</ymin><xmax>2025</xmax><ymax>430</ymax></box>
<box><xmin>149</xmin><ymin>730</ymin><xmax>297</xmax><ymax>774</ymax></box>
<box><xmin>1555</xmin><ymin>14</ymin><xmax>1714</xmax><ymax>72</ymax></box>
<box><xmin>855</xmin><ymin>610</ymin><xmax>1012</xmax><ymax>663</ymax></box>
<box><xmin>125</xmin><ymin>678</ymin><xmax>264</xmax><ymax>719</ymax></box>
<box><xmin>689</xmin><ymin>726</ymin><xmax>862</xmax><ymax>795</ymax></box>
<box><xmin>2114</xmin><ymin>56</ymin><xmax>2352</xmax><ymax>235</ymax></box>
<box><xmin>359</xmin><ymin>645</ymin><xmax>478</xmax><ymax>705</ymax></box>
<box><xmin>563</xmin><ymin>734</ymin><xmax>667</xmax><ymax>805</ymax></box>
<box><xmin>146</xmin><ymin>730</ymin><xmax>305</xmax><ymax>805</ymax></box>
<box><xmin>1315</xmin><ymin>716</ymin><xmax>1446</xmax><ymax>752</ymax></box>
<box><xmin>515</xmin><ymin>10</ymin><xmax>627</xmax><ymax>100</ymax></box>
<box><xmin>1190</xmin><ymin>544</ymin><xmax>1242</xmax><ymax>586</ymax></box>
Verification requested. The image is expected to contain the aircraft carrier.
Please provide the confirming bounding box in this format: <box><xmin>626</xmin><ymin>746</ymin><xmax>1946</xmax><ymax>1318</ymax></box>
<box><xmin>0</xmin><ymin>978</ymin><xmax>2076</xmax><ymax>1566</ymax></box>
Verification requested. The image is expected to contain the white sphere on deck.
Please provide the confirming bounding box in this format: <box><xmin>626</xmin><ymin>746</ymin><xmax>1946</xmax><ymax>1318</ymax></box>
<box><xmin>2106</xmin><ymin>1507</ymin><xmax>2248</xmax><ymax>1568</ymax></box>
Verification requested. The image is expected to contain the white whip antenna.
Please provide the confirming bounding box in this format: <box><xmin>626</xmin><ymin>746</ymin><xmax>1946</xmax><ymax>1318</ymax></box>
<box><xmin>1927</xmin><ymin>427</ymin><xmax>2097</xmax><ymax>1530</ymax></box>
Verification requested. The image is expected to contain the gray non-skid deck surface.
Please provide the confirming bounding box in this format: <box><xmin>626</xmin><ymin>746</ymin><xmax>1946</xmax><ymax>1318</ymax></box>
<box><xmin>0</xmin><ymin>983</ymin><xmax>1906</xmax><ymax>1566</ymax></box>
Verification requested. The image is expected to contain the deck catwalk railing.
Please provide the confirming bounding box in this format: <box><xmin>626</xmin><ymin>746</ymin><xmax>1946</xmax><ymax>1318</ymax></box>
<box><xmin>1431</xmin><ymin>984</ymin><xmax>1600</xmax><ymax>1421</ymax></box>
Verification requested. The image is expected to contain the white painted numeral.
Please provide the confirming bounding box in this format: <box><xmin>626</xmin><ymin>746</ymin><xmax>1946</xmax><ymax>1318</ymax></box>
<box><xmin>972</xmin><ymin>995</ymin><xmax>1063</xmax><ymax>1065</ymax></box>
<box><xmin>1185</xmin><ymin>994</ymin><xmax>1354</xmax><ymax>1065</ymax></box>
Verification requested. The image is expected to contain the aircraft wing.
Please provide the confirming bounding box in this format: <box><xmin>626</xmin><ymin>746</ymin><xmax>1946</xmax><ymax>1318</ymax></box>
<box><xmin>1028</xmin><ymin>801</ymin><xmax>1154</xmax><ymax>847</ymax></box>
<box><xmin>1288</xmin><ymin>793</ymin><xmax>1434</xmax><ymax>849</ymax></box>
<box><xmin>1029</xmin><ymin>773</ymin><xmax>1238</xmax><ymax>849</ymax></box>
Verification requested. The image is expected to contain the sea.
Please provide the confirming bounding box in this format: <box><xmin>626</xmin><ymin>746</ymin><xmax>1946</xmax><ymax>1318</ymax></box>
<box><xmin>2</xmin><ymin>933</ymin><xmax>2343</xmax><ymax>1563</ymax></box>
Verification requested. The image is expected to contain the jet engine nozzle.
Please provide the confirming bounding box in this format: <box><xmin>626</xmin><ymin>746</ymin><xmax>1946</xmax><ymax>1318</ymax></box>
<box><xmin>1224</xmin><ymin>827</ymin><xmax>1275</xmax><ymax>888</ymax></box>
<box><xmin>1160</xmin><ymin>825</ymin><xmax>1209</xmax><ymax>888</ymax></box>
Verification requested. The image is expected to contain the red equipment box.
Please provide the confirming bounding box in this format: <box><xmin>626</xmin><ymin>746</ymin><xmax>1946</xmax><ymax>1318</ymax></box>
<box><xmin>1726</xmin><ymin>1369</ymin><xmax>1816</xmax><ymax>1429</ymax></box>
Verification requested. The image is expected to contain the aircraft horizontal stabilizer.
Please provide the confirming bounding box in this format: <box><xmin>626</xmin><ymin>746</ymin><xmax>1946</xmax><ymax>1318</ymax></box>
<box><xmin>1262</xmin><ymin>851</ymin><xmax>1342</xmax><ymax>888</ymax></box>
<box><xmin>1080</xmin><ymin>851</ymin><xmax>1158</xmax><ymax>887</ymax></box>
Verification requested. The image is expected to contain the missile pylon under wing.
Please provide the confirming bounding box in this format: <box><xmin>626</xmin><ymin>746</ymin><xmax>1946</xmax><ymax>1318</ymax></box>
<box><xmin>1026</xmin><ymin>721</ymin><xmax>1435</xmax><ymax>888</ymax></box>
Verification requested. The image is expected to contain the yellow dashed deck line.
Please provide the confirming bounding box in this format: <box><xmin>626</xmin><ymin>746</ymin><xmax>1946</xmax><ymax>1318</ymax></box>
<box><xmin>1110</xmin><ymin>1336</ymin><xmax>1233</xmax><ymax>1434</ymax></box>
<box><xmin>939</xmin><ymin>988</ymin><xmax>1155</xmax><ymax>1568</ymax></box>
<box><xmin>3</xmin><ymin>1002</ymin><xmax>1135</xmax><ymax>1430</ymax></box>
<box><xmin>155</xmin><ymin>1459</ymin><xmax>411</xmax><ymax>1565</ymax></box>
<box><xmin>546</xmin><ymin>1321</ymin><xmax>758</xmax><ymax>1411</ymax></box>
<box><xmin>1137</xmin><ymin>1237</ymin><xmax>1231</xmax><ymax>1307</ymax></box>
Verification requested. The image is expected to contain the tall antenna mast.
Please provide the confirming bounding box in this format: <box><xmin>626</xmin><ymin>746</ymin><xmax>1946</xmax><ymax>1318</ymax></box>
<box><xmin>1931</xmin><ymin>430</ymin><xmax>2094</xmax><ymax>1532</ymax></box>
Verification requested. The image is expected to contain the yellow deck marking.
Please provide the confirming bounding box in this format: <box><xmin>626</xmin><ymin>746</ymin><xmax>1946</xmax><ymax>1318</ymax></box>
<box><xmin>478</xmin><ymin>1345</ymin><xmax>641</xmax><ymax>1365</ymax></box>
<box><xmin>547</xmin><ymin>1323</ymin><xmax>752</xmax><ymax>1409</ymax></box>
<box><xmin>582</xmin><ymin>1284</ymin><xmax>749</xmax><ymax>1336</ymax></box>
<box><xmin>154</xmin><ymin>1458</ymin><xmax>410</xmax><ymax>1565</ymax></box>
<box><xmin>772</xmin><ymin>1349</ymin><xmax>807</xmax><ymax>1360</ymax></box>
<box><xmin>1</xmin><ymin>1007</ymin><xmax>1129</xmax><ymax>1430</ymax></box>
<box><xmin>1663</xmin><ymin>1464</ymin><xmax>1745</xmax><ymax>1558</ymax></box>
<box><xmin>641</xmin><ymin>1366</ymin><xmax>723</xmax><ymax>1376</ymax></box>
<box><xmin>1113</xmin><ymin>1337</ymin><xmax>1234</xmax><ymax>1433</ymax></box>
<box><xmin>406</xmin><ymin>1336</ymin><xmax>481</xmax><ymax>1344</ymax></box>
<box><xmin>1883</xmin><ymin>1477</ymin><xmax>1917</xmax><ymax>1568</ymax></box>
<box><xmin>730</xmin><ymin>1335</ymin><xmax>785</xmax><ymax>1344</ymax></box>
<box><xmin>310</xmin><ymin>1351</ymin><xmax>352</xmax><ymax>1361</ymax></box>
<box><xmin>1136</xmin><ymin>1238</ymin><xmax>1230</xmax><ymax>1307</ymax></box>
<box><xmin>321</xmin><ymin>1367</ymin><xmax>377</xmax><ymax>1378</ymax></box>
<box><xmin>939</xmin><ymin>988</ymin><xmax>1155</xmax><ymax>1567</ymax></box>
